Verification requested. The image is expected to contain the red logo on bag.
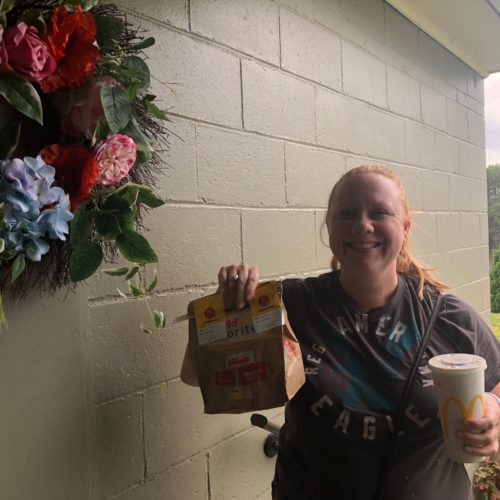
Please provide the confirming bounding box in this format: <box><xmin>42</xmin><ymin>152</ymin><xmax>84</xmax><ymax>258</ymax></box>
<box><xmin>258</xmin><ymin>295</ymin><xmax>269</xmax><ymax>307</ymax></box>
<box><xmin>238</xmin><ymin>362</ymin><xmax>268</xmax><ymax>384</ymax></box>
<box><xmin>204</xmin><ymin>307</ymin><xmax>216</xmax><ymax>319</ymax></box>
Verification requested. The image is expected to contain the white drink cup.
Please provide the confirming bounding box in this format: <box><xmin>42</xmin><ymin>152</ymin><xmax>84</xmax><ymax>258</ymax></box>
<box><xmin>428</xmin><ymin>353</ymin><xmax>487</xmax><ymax>463</ymax></box>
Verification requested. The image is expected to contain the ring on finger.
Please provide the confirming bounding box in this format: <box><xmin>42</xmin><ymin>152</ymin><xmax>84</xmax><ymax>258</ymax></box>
<box><xmin>231</xmin><ymin>274</ymin><xmax>239</xmax><ymax>281</ymax></box>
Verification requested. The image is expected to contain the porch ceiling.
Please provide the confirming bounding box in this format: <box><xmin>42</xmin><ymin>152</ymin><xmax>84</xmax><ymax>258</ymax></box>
<box><xmin>386</xmin><ymin>0</ymin><xmax>500</xmax><ymax>77</ymax></box>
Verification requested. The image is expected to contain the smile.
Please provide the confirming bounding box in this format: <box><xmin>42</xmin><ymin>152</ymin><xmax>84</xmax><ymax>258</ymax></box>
<box><xmin>347</xmin><ymin>242</ymin><xmax>382</xmax><ymax>249</ymax></box>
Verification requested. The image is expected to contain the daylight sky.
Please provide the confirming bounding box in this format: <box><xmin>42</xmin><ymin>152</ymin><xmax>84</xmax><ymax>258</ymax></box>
<box><xmin>485</xmin><ymin>72</ymin><xmax>500</xmax><ymax>166</ymax></box>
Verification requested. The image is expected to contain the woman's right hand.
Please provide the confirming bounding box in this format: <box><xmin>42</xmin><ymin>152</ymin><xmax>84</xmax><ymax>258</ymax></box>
<box><xmin>218</xmin><ymin>264</ymin><xmax>260</xmax><ymax>309</ymax></box>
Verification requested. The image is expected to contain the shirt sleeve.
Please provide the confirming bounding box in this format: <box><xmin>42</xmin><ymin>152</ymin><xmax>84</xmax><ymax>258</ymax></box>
<box><xmin>435</xmin><ymin>293</ymin><xmax>500</xmax><ymax>391</ymax></box>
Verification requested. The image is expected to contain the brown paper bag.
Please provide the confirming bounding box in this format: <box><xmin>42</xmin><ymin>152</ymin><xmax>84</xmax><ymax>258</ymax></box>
<box><xmin>186</xmin><ymin>281</ymin><xmax>305</xmax><ymax>414</ymax></box>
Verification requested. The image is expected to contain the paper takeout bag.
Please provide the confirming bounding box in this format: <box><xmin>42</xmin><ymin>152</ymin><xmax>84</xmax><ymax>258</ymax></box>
<box><xmin>185</xmin><ymin>281</ymin><xmax>305</xmax><ymax>414</ymax></box>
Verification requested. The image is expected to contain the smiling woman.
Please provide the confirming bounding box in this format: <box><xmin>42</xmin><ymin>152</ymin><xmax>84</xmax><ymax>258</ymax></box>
<box><xmin>204</xmin><ymin>165</ymin><xmax>500</xmax><ymax>500</ymax></box>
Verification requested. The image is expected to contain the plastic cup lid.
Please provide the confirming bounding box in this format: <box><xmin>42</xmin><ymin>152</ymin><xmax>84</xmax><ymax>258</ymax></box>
<box><xmin>428</xmin><ymin>353</ymin><xmax>487</xmax><ymax>373</ymax></box>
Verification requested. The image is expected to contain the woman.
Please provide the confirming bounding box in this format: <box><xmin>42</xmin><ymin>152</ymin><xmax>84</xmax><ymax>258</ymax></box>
<box><xmin>183</xmin><ymin>166</ymin><xmax>500</xmax><ymax>499</ymax></box>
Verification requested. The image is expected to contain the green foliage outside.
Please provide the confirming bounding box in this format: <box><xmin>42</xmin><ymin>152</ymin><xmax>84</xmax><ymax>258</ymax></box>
<box><xmin>487</xmin><ymin>165</ymin><xmax>500</xmax><ymax>312</ymax></box>
<box><xmin>487</xmin><ymin>164</ymin><xmax>500</xmax><ymax>258</ymax></box>
<box><xmin>490</xmin><ymin>313</ymin><xmax>500</xmax><ymax>340</ymax></box>
<box><xmin>490</xmin><ymin>249</ymin><xmax>500</xmax><ymax>313</ymax></box>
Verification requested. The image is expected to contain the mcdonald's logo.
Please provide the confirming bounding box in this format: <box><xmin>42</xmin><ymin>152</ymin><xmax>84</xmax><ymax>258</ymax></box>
<box><xmin>442</xmin><ymin>394</ymin><xmax>485</xmax><ymax>437</ymax></box>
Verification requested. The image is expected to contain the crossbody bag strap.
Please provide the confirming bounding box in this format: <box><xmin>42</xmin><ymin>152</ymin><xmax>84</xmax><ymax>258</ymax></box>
<box><xmin>372</xmin><ymin>292</ymin><xmax>444</xmax><ymax>500</ymax></box>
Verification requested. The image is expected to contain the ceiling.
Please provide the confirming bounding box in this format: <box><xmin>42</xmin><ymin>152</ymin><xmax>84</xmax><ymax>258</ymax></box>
<box><xmin>386</xmin><ymin>0</ymin><xmax>500</xmax><ymax>77</ymax></box>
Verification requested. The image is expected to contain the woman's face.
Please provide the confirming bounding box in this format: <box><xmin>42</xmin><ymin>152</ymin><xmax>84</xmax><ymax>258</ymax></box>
<box><xmin>327</xmin><ymin>172</ymin><xmax>410</xmax><ymax>278</ymax></box>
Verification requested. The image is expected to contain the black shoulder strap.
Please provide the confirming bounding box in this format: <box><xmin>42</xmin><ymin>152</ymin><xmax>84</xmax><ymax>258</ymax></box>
<box><xmin>372</xmin><ymin>292</ymin><xmax>444</xmax><ymax>500</ymax></box>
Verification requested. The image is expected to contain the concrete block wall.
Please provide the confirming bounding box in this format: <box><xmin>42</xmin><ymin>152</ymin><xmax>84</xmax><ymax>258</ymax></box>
<box><xmin>1</xmin><ymin>1</ymin><xmax>487</xmax><ymax>499</ymax></box>
<box><xmin>86</xmin><ymin>0</ymin><xmax>491</xmax><ymax>498</ymax></box>
<box><xmin>85</xmin><ymin>1</ymin><xmax>490</xmax><ymax>499</ymax></box>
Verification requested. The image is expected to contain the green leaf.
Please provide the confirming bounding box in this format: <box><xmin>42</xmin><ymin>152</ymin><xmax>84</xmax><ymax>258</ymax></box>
<box><xmin>125</xmin><ymin>265</ymin><xmax>140</xmax><ymax>280</ymax></box>
<box><xmin>141</xmin><ymin>325</ymin><xmax>152</xmax><ymax>334</ymax></box>
<box><xmin>0</xmin><ymin>74</ymin><xmax>42</xmax><ymax>124</ymax></box>
<box><xmin>115</xmin><ymin>184</ymin><xmax>140</xmax><ymax>207</ymax></box>
<box><xmin>101</xmin><ymin>85</ymin><xmax>132</xmax><ymax>132</ymax></box>
<box><xmin>120</xmin><ymin>56</ymin><xmax>150</xmax><ymax>95</ymax></box>
<box><xmin>0</xmin><ymin>249</ymin><xmax>17</xmax><ymax>260</ymax></box>
<box><xmin>0</xmin><ymin>120</ymin><xmax>21</xmax><ymax>160</ymax></box>
<box><xmin>145</xmin><ymin>101</ymin><xmax>169</xmax><ymax>121</ymax></box>
<box><xmin>136</xmin><ymin>186</ymin><xmax>164</xmax><ymax>208</ymax></box>
<box><xmin>0</xmin><ymin>0</ymin><xmax>15</xmax><ymax>14</ymax></box>
<box><xmin>116</xmin><ymin>288</ymin><xmax>128</xmax><ymax>298</ymax></box>
<box><xmin>122</xmin><ymin>118</ymin><xmax>152</xmax><ymax>152</ymax></box>
<box><xmin>128</xmin><ymin>282</ymin><xmax>144</xmax><ymax>297</ymax></box>
<box><xmin>11</xmin><ymin>253</ymin><xmax>25</xmax><ymax>284</ymax></box>
<box><xmin>146</xmin><ymin>270</ymin><xmax>158</xmax><ymax>292</ymax></box>
<box><xmin>59</xmin><ymin>0</ymin><xmax>98</xmax><ymax>11</ymax></box>
<box><xmin>136</xmin><ymin>150</ymin><xmax>152</xmax><ymax>165</ymax></box>
<box><xmin>94</xmin><ymin>210</ymin><xmax>135</xmax><ymax>240</ymax></box>
<box><xmin>154</xmin><ymin>310</ymin><xmax>166</xmax><ymax>329</ymax></box>
<box><xmin>69</xmin><ymin>208</ymin><xmax>91</xmax><ymax>248</ymax></box>
<box><xmin>95</xmin><ymin>15</ymin><xmax>123</xmax><ymax>53</ymax></box>
<box><xmin>103</xmin><ymin>266</ymin><xmax>129</xmax><ymax>276</ymax></box>
<box><xmin>126</xmin><ymin>82</ymin><xmax>139</xmax><ymax>101</ymax></box>
<box><xmin>93</xmin><ymin>119</ymin><xmax>110</xmax><ymax>144</ymax></box>
<box><xmin>127</xmin><ymin>37</ymin><xmax>155</xmax><ymax>52</ymax></box>
<box><xmin>69</xmin><ymin>242</ymin><xmax>103</xmax><ymax>282</ymax></box>
<box><xmin>116</xmin><ymin>231</ymin><xmax>158</xmax><ymax>264</ymax></box>
<box><xmin>19</xmin><ymin>9</ymin><xmax>46</xmax><ymax>34</ymax></box>
<box><xmin>101</xmin><ymin>195</ymin><xmax>131</xmax><ymax>211</ymax></box>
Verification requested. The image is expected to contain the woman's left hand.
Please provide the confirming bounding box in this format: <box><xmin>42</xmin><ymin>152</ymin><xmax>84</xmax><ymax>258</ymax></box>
<box><xmin>456</xmin><ymin>392</ymin><xmax>500</xmax><ymax>459</ymax></box>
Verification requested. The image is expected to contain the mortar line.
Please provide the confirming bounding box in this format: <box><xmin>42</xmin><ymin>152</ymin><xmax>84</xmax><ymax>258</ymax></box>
<box><xmin>167</xmin><ymin>110</ymin><xmax>483</xmax><ymax>161</ymax></box>
<box><xmin>240</xmin><ymin>58</ymin><xmax>245</xmax><ymax>129</ymax></box>
<box><xmin>283</xmin><ymin>142</ymin><xmax>288</xmax><ymax>206</ymax></box>
<box><xmin>141</xmin><ymin>393</ymin><xmax>148</xmax><ymax>481</ymax></box>
<box><xmin>278</xmin><ymin>6</ymin><xmax>282</xmax><ymax>68</ymax></box>
<box><xmin>240</xmin><ymin>210</ymin><xmax>244</xmax><ymax>263</ymax></box>
<box><xmin>313</xmin><ymin>211</ymin><xmax>318</xmax><ymax>267</ymax></box>
<box><xmin>89</xmin><ymin>265</ymin><xmax>329</xmax><ymax>314</ymax></box>
<box><xmin>194</xmin><ymin>123</ymin><xmax>199</xmax><ymax>200</ymax></box>
<box><xmin>121</xmin><ymin>1</ymin><xmax>479</xmax><ymax>104</ymax></box>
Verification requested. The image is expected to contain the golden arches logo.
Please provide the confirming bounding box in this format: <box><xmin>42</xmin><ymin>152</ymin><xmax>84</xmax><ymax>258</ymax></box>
<box><xmin>442</xmin><ymin>394</ymin><xmax>485</xmax><ymax>437</ymax></box>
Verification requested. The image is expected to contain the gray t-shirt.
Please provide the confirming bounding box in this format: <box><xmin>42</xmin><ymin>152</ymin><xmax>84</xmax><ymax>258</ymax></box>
<box><xmin>273</xmin><ymin>271</ymin><xmax>500</xmax><ymax>500</ymax></box>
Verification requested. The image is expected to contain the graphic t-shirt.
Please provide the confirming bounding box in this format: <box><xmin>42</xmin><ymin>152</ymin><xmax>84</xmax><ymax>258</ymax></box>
<box><xmin>273</xmin><ymin>272</ymin><xmax>500</xmax><ymax>500</ymax></box>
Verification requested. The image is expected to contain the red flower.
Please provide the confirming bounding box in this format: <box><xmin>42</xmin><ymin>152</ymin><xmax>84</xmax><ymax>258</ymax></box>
<box><xmin>40</xmin><ymin>144</ymin><xmax>99</xmax><ymax>211</ymax></box>
<box><xmin>39</xmin><ymin>5</ymin><xmax>99</xmax><ymax>93</ymax></box>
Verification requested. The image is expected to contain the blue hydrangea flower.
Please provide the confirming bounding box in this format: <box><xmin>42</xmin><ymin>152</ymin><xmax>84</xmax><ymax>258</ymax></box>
<box><xmin>0</xmin><ymin>156</ymin><xmax>74</xmax><ymax>262</ymax></box>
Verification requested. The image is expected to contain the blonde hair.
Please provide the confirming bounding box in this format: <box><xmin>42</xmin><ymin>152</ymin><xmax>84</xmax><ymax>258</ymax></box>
<box><xmin>325</xmin><ymin>165</ymin><xmax>447</xmax><ymax>299</ymax></box>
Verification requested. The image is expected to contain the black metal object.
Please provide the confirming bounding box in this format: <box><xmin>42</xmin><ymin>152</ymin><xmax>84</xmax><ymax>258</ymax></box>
<box><xmin>263</xmin><ymin>433</ymin><xmax>279</xmax><ymax>457</ymax></box>
<box><xmin>251</xmin><ymin>413</ymin><xmax>280</xmax><ymax>458</ymax></box>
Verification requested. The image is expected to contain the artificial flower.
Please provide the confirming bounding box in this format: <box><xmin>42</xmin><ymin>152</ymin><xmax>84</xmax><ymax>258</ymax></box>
<box><xmin>39</xmin><ymin>5</ymin><xmax>99</xmax><ymax>93</ymax></box>
<box><xmin>37</xmin><ymin>193</ymin><xmax>73</xmax><ymax>241</ymax></box>
<box><xmin>40</xmin><ymin>144</ymin><xmax>99</xmax><ymax>210</ymax></box>
<box><xmin>0</xmin><ymin>156</ymin><xmax>73</xmax><ymax>262</ymax></box>
<box><xmin>94</xmin><ymin>134</ymin><xmax>137</xmax><ymax>186</ymax></box>
<box><xmin>0</xmin><ymin>22</ymin><xmax>56</xmax><ymax>81</ymax></box>
<box><xmin>57</xmin><ymin>75</ymin><xmax>120</xmax><ymax>139</ymax></box>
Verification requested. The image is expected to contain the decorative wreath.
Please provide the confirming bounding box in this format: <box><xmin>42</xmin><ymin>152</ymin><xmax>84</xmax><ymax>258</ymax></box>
<box><xmin>0</xmin><ymin>0</ymin><xmax>170</xmax><ymax>326</ymax></box>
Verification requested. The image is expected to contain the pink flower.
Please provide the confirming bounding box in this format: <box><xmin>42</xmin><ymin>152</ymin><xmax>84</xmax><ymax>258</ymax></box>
<box><xmin>94</xmin><ymin>134</ymin><xmax>137</xmax><ymax>186</ymax></box>
<box><xmin>0</xmin><ymin>22</ymin><xmax>56</xmax><ymax>81</ymax></box>
<box><xmin>57</xmin><ymin>76</ymin><xmax>120</xmax><ymax>139</ymax></box>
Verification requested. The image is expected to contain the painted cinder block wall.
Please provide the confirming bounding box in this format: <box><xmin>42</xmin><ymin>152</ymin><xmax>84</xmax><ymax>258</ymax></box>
<box><xmin>0</xmin><ymin>0</ymin><xmax>489</xmax><ymax>499</ymax></box>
